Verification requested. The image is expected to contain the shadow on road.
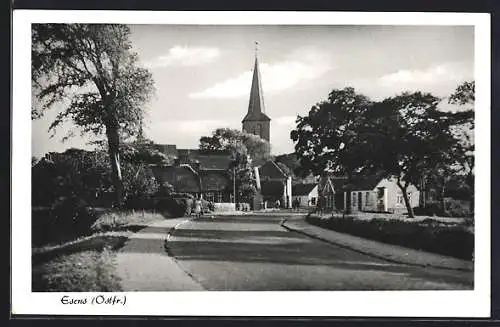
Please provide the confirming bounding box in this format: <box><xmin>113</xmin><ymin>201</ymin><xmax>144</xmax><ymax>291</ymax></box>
<box><xmin>159</xmin><ymin>217</ymin><xmax>474</xmax><ymax>288</ymax></box>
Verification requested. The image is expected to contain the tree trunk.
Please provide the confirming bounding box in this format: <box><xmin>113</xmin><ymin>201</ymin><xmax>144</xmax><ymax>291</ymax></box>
<box><xmin>419</xmin><ymin>176</ymin><xmax>426</xmax><ymax>209</ymax></box>
<box><xmin>106</xmin><ymin>123</ymin><xmax>124</xmax><ymax>207</ymax></box>
<box><xmin>345</xmin><ymin>172</ymin><xmax>353</xmax><ymax>214</ymax></box>
<box><xmin>345</xmin><ymin>190</ymin><xmax>352</xmax><ymax>214</ymax></box>
<box><xmin>467</xmin><ymin>171</ymin><xmax>474</xmax><ymax>214</ymax></box>
<box><xmin>397</xmin><ymin>180</ymin><xmax>414</xmax><ymax>218</ymax></box>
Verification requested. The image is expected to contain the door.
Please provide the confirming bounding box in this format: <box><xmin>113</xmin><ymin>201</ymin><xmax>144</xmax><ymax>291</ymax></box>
<box><xmin>358</xmin><ymin>192</ymin><xmax>362</xmax><ymax>211</ymax></box>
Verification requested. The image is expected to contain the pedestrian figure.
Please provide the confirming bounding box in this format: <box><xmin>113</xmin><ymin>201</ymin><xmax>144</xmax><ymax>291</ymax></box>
<box><xmin>316</xmin><ymin>196</ymin><xmax>324</xmax><ymax>215</ymax></box>
<box><xmin>193</xmin><ymin>196</ymin><xmax>202</xmax><ymax>218</ymax></box>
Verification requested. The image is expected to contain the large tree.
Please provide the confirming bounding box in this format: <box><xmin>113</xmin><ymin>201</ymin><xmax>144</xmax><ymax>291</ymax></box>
<box><xmin>366</xmin><ymin>92</ymin><xmax>460</xmax><ymax>217</ymax></box>
<box><xmin>291</xmin><ymin>87</ymin><xmax>372</xmax><ymax>178</ymax></box>
<box><xmin>199</xmin><ymin>128</ymin><xmax>270</xmax><ymax>204</ymax></box>
<box><xmin>200</xmin><ymin>128</ymin><xmax>271</xmax><ymax>165</ymax></box>
<box><xmin>292</xmin><ymin>87</ymin><xmax>469</xmax><ymax>218</ymax></box>
<box><xmin>448</xmin><ymin>81</ymin><xmax>475</xmax><ymax>211</ymax></box>
<box><xmin>32</xmin><ymin>24</ymin><xmax>155</xmax><ymax>206</ymax></box>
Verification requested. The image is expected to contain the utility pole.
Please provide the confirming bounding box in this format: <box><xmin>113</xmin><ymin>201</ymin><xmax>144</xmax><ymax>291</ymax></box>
<box><xmin>233</xmin><ymin>166</ymin><xmax>236</xmax><ymax>206</ymax></box>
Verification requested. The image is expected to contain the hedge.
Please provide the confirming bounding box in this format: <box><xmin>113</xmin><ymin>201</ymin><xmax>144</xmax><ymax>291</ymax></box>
<box><xmin>307</xmin><ymin>215</ymin><xmax>473</xmax><ymax>260</ymax></box>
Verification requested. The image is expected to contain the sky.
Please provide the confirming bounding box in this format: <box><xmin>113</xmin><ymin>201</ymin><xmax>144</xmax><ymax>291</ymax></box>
<box><xmin>31</xmin><ymin>24</ymin><xmax>474</xmax><ymax>158</ymax></box>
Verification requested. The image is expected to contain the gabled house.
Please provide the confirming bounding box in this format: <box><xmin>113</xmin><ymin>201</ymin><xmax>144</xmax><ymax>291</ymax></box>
<box><xmin>319</xmin><ymin>173</ymin><xmax>420</xmax><ymax>214</ymax></box>
<box><xmin>255</xmin><ymin>160</ymin><xmax>292</xmax><ymax>209</ymax></box>
<box><xmin>150</xmin><ymin>147</ymin><xmax>234</xmax><ymax>203</ymax></box>
<box><xmin>292</xmin><ymin>183</ymin><xmax>318</xmax><ymax>208</ymax></box>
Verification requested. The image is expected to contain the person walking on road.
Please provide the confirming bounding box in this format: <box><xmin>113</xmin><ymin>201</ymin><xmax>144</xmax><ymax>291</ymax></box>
<box><xmin>193</xmin><ymin>196</ymin><xmax>202</xmax><ymax>218</ymax></box>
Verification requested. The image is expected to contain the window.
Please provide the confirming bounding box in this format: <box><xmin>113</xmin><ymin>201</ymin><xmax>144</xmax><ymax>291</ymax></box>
<box><xmin>377</xmin><ymin>187</ymin><xmax>385</xmax><ymax>199</ymax></box>
<box><xmin>365</xmin><ymin>192</ymin><xmax>370</xmax><ymax>204</ymax></box>
<box><xmin>205</xmin><ymin>192</ymin><xmax>214</xmax><ymax>202</ymax></box>
<box><xmin>255</xmin><ymin>124</ymin><xmax>262</xmax><ymax>137</ymax></box>
<box><xmin>311</xmin><ymin>197</ymin><xmax>316</xmax><ymax>205</ymax></box>
<box><xmin>396</xmin><ymin>194</ymin><xmax>404</xmax><ymax>205</ymax></box>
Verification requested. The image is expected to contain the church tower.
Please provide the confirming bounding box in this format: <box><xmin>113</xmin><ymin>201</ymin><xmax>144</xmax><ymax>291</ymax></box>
<box><xmin>242</xmin><ymin>43</ymin><xmax>271</xmax><ymax>143</ymax></box>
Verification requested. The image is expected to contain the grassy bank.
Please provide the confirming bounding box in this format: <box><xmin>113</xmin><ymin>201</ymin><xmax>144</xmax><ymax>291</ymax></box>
<box><xmin>32</xmin><ymin>210</ymin><xmax>164</xmax><ymax>292</ymax></box>
<box><xmin>307</xmin><ymin>214</ymin><xmax>474</xmax><ymax>260</ymax></box>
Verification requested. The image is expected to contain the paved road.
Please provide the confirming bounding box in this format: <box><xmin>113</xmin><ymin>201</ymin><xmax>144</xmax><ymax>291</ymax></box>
<box><xmin>166</xmin><ymin>214</ymin><xmax>474</xmax><ymax>291</ymax></box>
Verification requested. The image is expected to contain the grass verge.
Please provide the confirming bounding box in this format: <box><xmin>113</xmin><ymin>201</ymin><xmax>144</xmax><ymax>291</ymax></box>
<box><xmin>32</xmin><ymin>210</ymin><xmax>164</xmax><ymax>292</ymax></box>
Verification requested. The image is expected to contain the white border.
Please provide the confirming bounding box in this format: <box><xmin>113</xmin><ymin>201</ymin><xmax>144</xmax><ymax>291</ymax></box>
<box><xmin>12</xmin><ymin>10</ymin><xmax>491</xmax><ymax>317</ymax></box>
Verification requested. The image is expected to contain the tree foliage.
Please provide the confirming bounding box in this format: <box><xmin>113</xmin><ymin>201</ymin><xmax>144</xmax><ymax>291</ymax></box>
<box><xmin>291</xmin><ymin>86</ymin><xmax>473</xmax><ymax>217</ymax></box>
<box><xmin>449</xmin><ymin>81</ymin><xmax>475</xmax><ymax>107</ymax></box>
<box><xmin>32</xmin><ymin>24</ymin><xmax>155</xmax><ymax>205</ymax></box>
<box><xmin>199</xmin><ymin>128</ymin><xmax>269</xmax><ymax>204</ymax></box>
<box><xmin>32</xmin><ymin>148</ymin><xmax>112</xmax><ymax>206</ymax></box>
<box><xmin>447</xmin><ymin>81</ymin><xmax>475</xmax><ymax>211</ymax></box>
<box><xmin>200</xmin><ymin>128</ymin><xmax>271</xmax><ymax>165</ymax></box>
<box><xmin>120</xmin><ymin>142</ymin><xmax>174</xmax><ymax>166</ymax></box>
<box><xmin>291</xmin><ymin>87</ymin><xmax>372</xmax><ymax>177</ymax></box>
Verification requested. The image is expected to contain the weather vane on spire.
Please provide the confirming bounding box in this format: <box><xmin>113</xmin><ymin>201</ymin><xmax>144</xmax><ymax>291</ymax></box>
<box><xmin>254</xmin><ymin>41</ymin><xmax>259</xmax><ymax>58</ymax></box>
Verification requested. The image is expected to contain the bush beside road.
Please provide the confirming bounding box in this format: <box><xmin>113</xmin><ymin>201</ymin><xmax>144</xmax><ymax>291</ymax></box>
<box><xmin>306</xmin><ymin>213</ymin><xmax>473</xmax><ymax>261</ymax></box>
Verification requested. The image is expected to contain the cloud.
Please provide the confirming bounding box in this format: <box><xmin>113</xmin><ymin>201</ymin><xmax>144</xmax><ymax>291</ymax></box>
<box><xmin>347</xmin><ymin>62</ymin><xmax>474</xmax><ymax>101</ymax></box>
<box><xmin>275</xmin><ymin>116</ymin><xmax>298</xmax><ymax>126</ymax></box>
<box><xmin>377</xmin><ymin>62</ymin><xmax>473</xmax><ymax>87</ymax></box>
<box><xmin>151</xmin><ymin>119</ymin><xmax>230</xmax><ymax>134</ymax></box>
<box><xmin>146</xmin><ymin>119</ymin><xmax>238</xmax><ymax>147</ymax></box>
<box><xmin>189</xmin><ymin>49</ymin><xmax>333</xmax><ymax>99</ymax></box>
<box><xmin>144</xmin><ymin>45</ymin><xmax>221</xmax><ymax>68</ymax></box>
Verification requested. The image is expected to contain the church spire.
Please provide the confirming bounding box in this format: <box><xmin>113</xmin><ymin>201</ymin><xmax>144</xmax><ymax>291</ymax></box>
<box><xmin>243</xmin><ymin>42</ymin><xmax>270</xmax><ymax>122</ymax></box>
<box><xmin>242</xmin><ymin>42</ymin><xmax>271</xmax><ymax>142</ymax></box>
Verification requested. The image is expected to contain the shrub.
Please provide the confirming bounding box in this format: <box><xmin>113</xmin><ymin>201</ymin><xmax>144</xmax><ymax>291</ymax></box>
<box><xmin>33</xmin><ymin>196</ymin><xmax>99</xmax><ymax>246</ymax></box>
<box><xmin>444</xmin><ymin>199</ymin><xmax>473</xmax><ymax>218</ymax></box>
<box><xmin>122</xmin><ymin>163</ymin><xmax>159</xmax><ymax>210</ymax></box>
<box><xmin>153</xmin><ymin>195</ymin><xmax>189</xmax><ymax>217</ymax></box>
<box><xmin>414</xmin><ymin>203</ymin><xmax>444</xmax><ymax>217</ymax></box>
<box><xmin>32</xmin><ymin>149</ymin><xmax>113</xmax><ymax>207</ymax></box>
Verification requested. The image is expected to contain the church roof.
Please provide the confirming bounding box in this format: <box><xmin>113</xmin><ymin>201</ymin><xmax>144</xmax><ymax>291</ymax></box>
<box><xmin>242</xmin><ymin>56</ymin><xmax>271</xmax><ymax>123</ymax></box>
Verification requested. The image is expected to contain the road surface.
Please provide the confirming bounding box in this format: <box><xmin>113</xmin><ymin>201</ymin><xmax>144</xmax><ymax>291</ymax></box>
<box><xmin>165</xmin><ymin>214</ymin><xmax>473</xmax><ymax>291</ymax></box>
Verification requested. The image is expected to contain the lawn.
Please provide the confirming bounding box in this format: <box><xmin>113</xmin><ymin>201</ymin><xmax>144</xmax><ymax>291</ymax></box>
<box><xmin>32</xmin><ymin>210</ymin><xmax>164</xmax><ymax>292</ymax></box>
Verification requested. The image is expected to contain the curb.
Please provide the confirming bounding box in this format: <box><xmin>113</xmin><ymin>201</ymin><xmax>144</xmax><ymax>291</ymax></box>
<box><xmin>280</xmin><ymin>218</ymin><xmax>472</xmax><ymax>272</ymax></box>
<box><xmin>163</xmin><ymin>218</ymin><xmax>207</xmax><ymax>290</ymax></box>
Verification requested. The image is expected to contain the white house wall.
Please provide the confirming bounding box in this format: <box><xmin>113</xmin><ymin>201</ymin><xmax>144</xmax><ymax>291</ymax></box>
<box><xmin>376</xmin><ymin>178</ymin><xmax>420</xmax><ymax>213</ymax></box>
<box><xmin>350</xmin><ymin>189</ymin><xmax>378</xmax><ymax>212</ymax></box>
<box><xmin>292</xmin><ymin>185</ymin><xmax>318</xmax><ymax>207</ymax></box>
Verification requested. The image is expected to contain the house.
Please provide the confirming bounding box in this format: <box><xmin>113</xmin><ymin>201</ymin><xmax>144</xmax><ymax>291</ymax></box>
<box><xmin>255</xmin><ymin>160</ymin><xmax>292</xmax><ymax>209</ymax></box>
<box><xmin>292</xmin><ymin>183</ymin><xmax>318</xmax><ymax>208</ymax></box>
<box><xmin>150</xmin><ymin>148</ymin><xmax>234</xmax><ymax>204</ymax></box>
<box><xmin>319</xmin><ymin>173</ymin><xmax>420</xmax><ymax>214</ymax></box>
<box><xmin>149</xmin><ymin>47</ymin><xmax>297</xmax><ymax>211</ymax></box>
